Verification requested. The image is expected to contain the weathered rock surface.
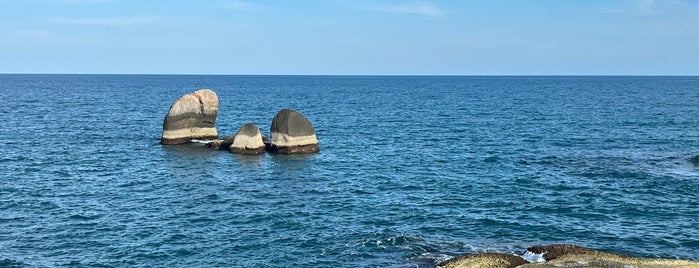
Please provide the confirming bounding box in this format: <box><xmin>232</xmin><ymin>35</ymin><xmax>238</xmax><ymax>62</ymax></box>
<box><xmin>161</xmin><ymin>89</ymin><xmax>219</xmax><ymax>145</ymax></box>
<box><xmin>205</xmin><ymin>135</ymin><xmax>236</xmax><ymax>150</ymax></box>
<box><xmin>229</xmin><ymin>123</ymin><xmax>266</xmax><ymax>155</ymax></box>
<box><xmin>436</xmin><ymin>253</ymin><xmax>528</xmax><ymax>268</ymax></box>
<box><xmin>268</xmin><ymin>109</ymin><xmax>319</xmax><ymax>154</ymax></box>
<box><xmin>521</xmin><ymin>244</ymin><xmax>699</xmax><ymax>268</ymax></box>
<box><xmin>437</xmin><ymin>244</ymin><xmax>699</xmax><ymax>268</ymax></box>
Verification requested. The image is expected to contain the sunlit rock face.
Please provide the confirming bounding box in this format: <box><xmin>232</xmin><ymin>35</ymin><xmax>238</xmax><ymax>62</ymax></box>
<box><xmin>268</xmin><ymin>109</ymin><xmax>319</xmax><ymax>154</ymax></box>
<box><xmin>436</xmin><ymin>253</ymin><xmax>527</xmax><ymax>268</ymax></box>
<box><xmin>229</xmin><ymin>123</ymin><xmax>265</xmax><ymax>155</ymax></box>
<box><xmin>161</xmin><ymin>89</ymin><xmax>218</xmax><ymax>145</ymax></box>
<box><xmin>437</xmin><ymin>244</ymin><xmax>699</xmax><ymax>268</ymax></box>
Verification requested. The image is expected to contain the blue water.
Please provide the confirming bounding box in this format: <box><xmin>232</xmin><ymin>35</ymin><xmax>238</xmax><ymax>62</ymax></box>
<box><xmin>1</xmin><ymin>75</ymin><xmax>698</xmax><ymax>267</ymax></box>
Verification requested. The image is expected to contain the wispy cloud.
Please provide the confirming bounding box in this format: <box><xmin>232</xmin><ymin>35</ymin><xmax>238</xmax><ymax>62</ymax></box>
<box><xmin>582</xmin><ymin>0</ymin><xmax>695</xmax><ymax>16</ymax></box>
<box><xmin>50</xmin><ymin>16</ymin><xmax>154</xmax><ymax>26</ymax></box>
<box><xmin>61</xmin><ymin>0</ymin><xmax>116</xmax><ymax>3</ymax></box>
<box><xmin>637</xmin><ymin>0</ymin><xmax>656</xmax><ymax>13</ymax></box>
<box><xmin>337</xmin><ymin>1</ymin><xmax>445</xmax><ymax>17</ymax></box>
<box><xmin>8</xmin><ymin>29</ymin><xmax>68</xmax><ymax>45</ymax></box>
<box><xmin>218</xmin><ymin>0</ymin><xmax>261</xmax><ymax>11</ymax></box>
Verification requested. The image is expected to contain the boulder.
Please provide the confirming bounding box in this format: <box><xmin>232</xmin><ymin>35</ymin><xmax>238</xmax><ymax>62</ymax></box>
<box><xmin>518</xmin><ymin>244</ymin><xmax>699</xmax><ymax>268</ymax></box>
<box><xmin>229</xmin><ymin>123</ymin><xmax>266</xmax><ymax>154</ymax></box>
<box><xmin>437</xmin><ymin>244</ymin><xmax>699</xmax><ymax>268</ymax></box>
<box><xmin>161</xmin><ymin>89</ymin><xmax>219</xmax><ymax>145</ymax></box>
<box><xmin>268</xmin><ymin>109</ymin><xmax>319</xmax><ymax>154</ymax></box>
<box><xmin>436</xmin><ymin>253</ymin><xmax>528</xmax><ymax>268</ymax></box>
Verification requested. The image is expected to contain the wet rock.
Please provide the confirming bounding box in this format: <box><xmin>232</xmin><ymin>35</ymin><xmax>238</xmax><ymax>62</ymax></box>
<box><xmin>268</xmin><ymin>109</ymin><xmax>319</xmax><ymax>154</ymax></box>
<box><xmin>161</xmin><ymin>89</ymin><xmax>218</xmax><ymax>145</ymax></box>
<box><xmin>229</xmin><ymin>123</ymin><xmax>266</xmax><ymax>155</ymax></box>
<box><xmin>205</xmin><ymin>135</ymin><xmax>236</xmax><ymax>150</ymax></box>
<box><xmin>438</xmin><ymin>244</ymin><xmax>699</xmax><ymax>268</ymax></box>
<box><xmin>520</xmin><ymin>244</ymin><xmax>699</xmax><ymax>268</ymax></box>
<box><xmin>436</xmin><ymin>253</ymin><xmax>528</xmax><ymax>268</ymax></box>
<box><xmin>526</xmin><ymin>244</ymin><xmax>597</xmax><ymax>261</ymax></box>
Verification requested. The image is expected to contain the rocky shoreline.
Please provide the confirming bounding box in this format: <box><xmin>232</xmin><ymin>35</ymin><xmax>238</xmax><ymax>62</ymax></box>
<box><xmin>437</xmin><ymin>244</ymin><xmax>699</xmax><ymax>268</ymax></box>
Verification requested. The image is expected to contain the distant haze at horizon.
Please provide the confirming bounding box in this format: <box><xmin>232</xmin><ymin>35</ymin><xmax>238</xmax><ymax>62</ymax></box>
<box><xmin>1</xmin><ymin>0</ymin><xmax>697</xmax><ymax>75</ymax></box>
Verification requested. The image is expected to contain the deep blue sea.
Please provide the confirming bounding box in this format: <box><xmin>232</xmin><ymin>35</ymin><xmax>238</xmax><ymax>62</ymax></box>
<box><xmin>1</xmin><ymin>75</ymin><xmax>698</xmax><ymax>267</ymax></box>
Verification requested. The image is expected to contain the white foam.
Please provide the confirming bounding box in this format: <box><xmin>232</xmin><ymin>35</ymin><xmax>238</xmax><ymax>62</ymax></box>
<box><xmin>522</xmin><ymin>250</ymin><xmax>546</xmax><ymax>263</ymax></box>
<box><xmin>190</xmin><ymin>139</ymin><xmax>216</xmax><ymax>144</ymax></box>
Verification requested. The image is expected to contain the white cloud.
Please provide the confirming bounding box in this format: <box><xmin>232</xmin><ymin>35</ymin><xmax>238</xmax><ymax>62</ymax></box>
<box><xmin>337</xmin><ymin>1</ymin><xmax>445</xmax><ymax>17</ymax></box>
<box><xmin>50</xmin><ymin>16</ymin><xmax>153</xmax><ymax>26</ymax></box>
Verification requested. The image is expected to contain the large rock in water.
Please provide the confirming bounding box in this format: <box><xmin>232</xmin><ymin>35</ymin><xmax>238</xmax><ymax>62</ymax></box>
<box><xmin>229</xmin><ymin>123</ymin><xmax>266</xmax><ymax>154</ymax></box>
<box><xmin>160</xmin><ymin>89</ymin><xmax>219</xmax><ymax>145</ymax></box>
<box><xmin>268</xmin><ymin>109</ymin><xmax>319</xmax><ymax>154</ymax></box>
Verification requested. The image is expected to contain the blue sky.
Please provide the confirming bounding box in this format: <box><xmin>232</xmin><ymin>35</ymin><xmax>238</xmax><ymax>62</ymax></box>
<box><xmin>0</xmin><ymin>0</ymin><xmax>697</xmax><ymax>75</ymax></box>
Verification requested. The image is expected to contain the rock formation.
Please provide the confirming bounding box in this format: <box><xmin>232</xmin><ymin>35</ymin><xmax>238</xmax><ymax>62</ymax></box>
<box><xmin>161</xmin><ymin>89</ymin><xmax>219</xmax><ymax>145</ymax></box>
<box><xmin>268</xmin><ymin>109</ymin><xmax>319</xmax><ymax>154</ymax></box>
<box><xmin>437</xmin><ymin>244</ymin><xmax>699</xmax><ymax>268</ymax></box>
<box><xmin>519</xmin><ymin>244</ymin><xmax>699</xmax><ymax>268</ymax></box>
<box><xmin>436</xmin><ymin>253</ymin><xmax>528</xmax><ymax>268</ymax></box>
<box><xmin>229</xmin><ymin>123</ymin><xmax>266</xmax><ymax>154</ymax></box>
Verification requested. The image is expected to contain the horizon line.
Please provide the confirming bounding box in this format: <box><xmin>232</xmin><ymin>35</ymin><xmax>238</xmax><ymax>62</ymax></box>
<box><xmin>1</xmin><ymin>72</ymin><xmax>697</xmax><ymax>77</ymax></box>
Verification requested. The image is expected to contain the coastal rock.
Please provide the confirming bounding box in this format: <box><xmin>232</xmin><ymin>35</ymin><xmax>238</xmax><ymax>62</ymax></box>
<box><xmin>438</xmin><ymin>244</ymin><xmax>699</xmax><ymax>268</ymax></box>
<box><xmin>268</xmin><ymin>109</ymin><xmax>319</xmax><ymax>154</ymax></box>
<box><xmin>526</xmin><ymin>244</ymin><xmax>597</xmax><ymax>261</ymax></box>
<box><xmin>161</xmin><ymin>89</ymin><xmax>219</xmax><ymax>145</ymax></box>
<box><xmin>229</xmin><ymin>123</ymin><xmax>266</xmax><ymax>154</ymax></box>
<box><xmin>436</xmin><ymin>253</ymin><xmax>528</xmax><ymax>268</ymax></box>
<box><xmin>205</xmin><ymin>135</ymin><xmax>236</xmax><ymax>150</ymax></box>
<box><xmin>518</xmin><ymin>244</ymin><xmax>699</xmax><ymax>268</ymax></box>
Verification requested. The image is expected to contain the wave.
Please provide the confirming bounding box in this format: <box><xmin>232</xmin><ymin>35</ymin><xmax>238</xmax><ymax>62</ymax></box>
<box><xmin>190</xmin><ymin>139</ymin><xmax>215</xmax><ymax>144</ymax></box>
<box><xmin>691</xmin><ymin>155</ymin><xmax>699</xmax><ymax>166</ymax></box>
<box><xmin>0</xmin><ymin>257</ymin><xmax>30</xmax><ymax>268</ymax></box>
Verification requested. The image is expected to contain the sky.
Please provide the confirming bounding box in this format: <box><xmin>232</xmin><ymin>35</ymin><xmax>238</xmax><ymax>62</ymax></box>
<box><xmin>0</xmin><ymin>0</ymin><xmax>698</xmax><ymax>75</ymax></box>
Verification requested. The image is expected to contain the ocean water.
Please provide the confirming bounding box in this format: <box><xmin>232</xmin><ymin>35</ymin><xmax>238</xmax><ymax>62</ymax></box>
<box><xmin>1</xmin><ymin>75</ymin><xmax>698</xmax><ymax>267</ymax></box>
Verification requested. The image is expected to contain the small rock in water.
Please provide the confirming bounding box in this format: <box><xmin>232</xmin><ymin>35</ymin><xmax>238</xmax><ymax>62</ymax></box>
<box><xmin>205</xmin><ymin>135</ymin><xmax>235</xmax><ymax>150</ymax></box>
<box><xmin>229</xmin><ymin>123</ymin><xmax>266</xmax><ymax>155</ymax></box>
<box><xmin>161</xmin><ymin>89</ymin><xmax>219</xmax><ymax>145</ymax></box>
<box><xmin>268</xmin><ymin>108</ymin><xmax>319</xmax><ymax>154</ymax></box>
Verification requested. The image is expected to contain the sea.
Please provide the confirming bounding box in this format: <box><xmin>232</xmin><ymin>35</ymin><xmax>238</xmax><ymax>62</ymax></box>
<box><xmin>0</xmin><ymin>75</ymin><xmax>698</xmax><ymax>267</ymax></box>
